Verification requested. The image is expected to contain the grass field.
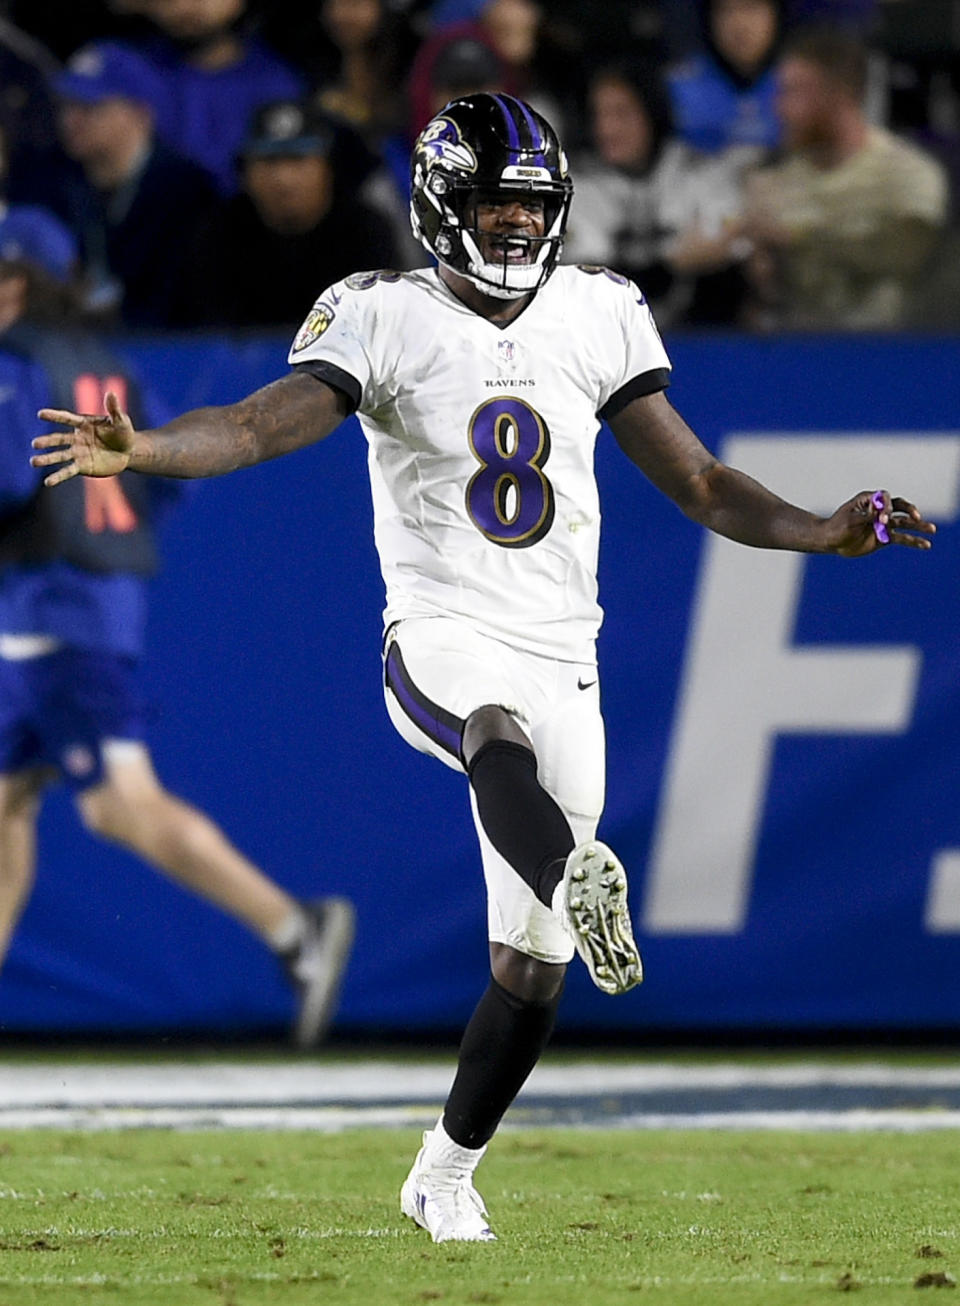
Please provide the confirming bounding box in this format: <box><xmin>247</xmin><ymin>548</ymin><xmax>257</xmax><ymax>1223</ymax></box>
<box><xmin>1</xmin><ymin>1126</ymin><xmax>958</xmax><ymax>1305</ymax></box>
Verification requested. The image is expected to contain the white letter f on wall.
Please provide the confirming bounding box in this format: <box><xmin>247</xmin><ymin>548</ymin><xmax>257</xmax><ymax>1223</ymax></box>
<box><xmin>643</xmin><ymin>435</ymin><xmax>960</xmax><ymax>934</ymax></box>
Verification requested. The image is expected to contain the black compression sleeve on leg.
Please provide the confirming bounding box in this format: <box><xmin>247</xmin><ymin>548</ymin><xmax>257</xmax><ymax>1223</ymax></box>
<box><xmin>467</xmin><ymin>739</ymin><xmax>574</xmax><ymax>908</ymax></box>
<box><xmin>443</xmin><ymin>976</ymin><xmax>563</xmax><ymax>1149</ymax></box>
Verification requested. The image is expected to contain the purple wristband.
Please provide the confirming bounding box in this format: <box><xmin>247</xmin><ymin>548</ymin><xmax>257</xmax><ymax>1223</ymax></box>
<box><xmin>871</xmin><ymin>491</ymin><xmax>889</xmax><ymax>544</ymax></box>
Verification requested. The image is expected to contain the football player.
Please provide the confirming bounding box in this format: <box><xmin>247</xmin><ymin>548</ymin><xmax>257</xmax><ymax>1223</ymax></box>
<box><xmin>32</xmin><ymin>93</ymin><xmax>935</xmax><ymax>1243</ymax></box>
<box><xmin>1</xmin><ymin>257</ymin><xmax>354</xmax><ymax>1051</ymax></box>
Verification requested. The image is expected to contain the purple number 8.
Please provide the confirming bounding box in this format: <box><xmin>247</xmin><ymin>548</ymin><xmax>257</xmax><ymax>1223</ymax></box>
<box><xmin>466</xmin><ymin>396</ymin><xmax>555</xmax><ymax>548</ymax></box>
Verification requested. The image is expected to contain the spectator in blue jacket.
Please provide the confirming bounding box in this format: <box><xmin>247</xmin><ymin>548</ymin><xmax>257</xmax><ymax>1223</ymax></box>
<box><xmin>0</xmin><ymin>250</ymin><xmax>355</xmax><ymax>1046</ymax></box>
<box><xmin>131</xmin><ymin>0</ymin><xmax>306</xmax><ymax>194</ymax></box>
<box><xmin>668</xmin><ymin>0</ymin><xmax>785</xmax><ymax>155</ymax></box>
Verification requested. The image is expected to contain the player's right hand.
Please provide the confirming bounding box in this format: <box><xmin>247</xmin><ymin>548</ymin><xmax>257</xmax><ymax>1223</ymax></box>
<box><xmin>31</xmin><ymin>390</ymin><xmax>134</xmax><ymax>486</ymax></box>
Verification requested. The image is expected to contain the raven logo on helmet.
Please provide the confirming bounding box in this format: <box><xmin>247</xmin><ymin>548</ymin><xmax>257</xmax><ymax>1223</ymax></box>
<box><xmin>414</xmin><ymin>116</ymin><xmax>478</xmax><ymax>179</ymax></box>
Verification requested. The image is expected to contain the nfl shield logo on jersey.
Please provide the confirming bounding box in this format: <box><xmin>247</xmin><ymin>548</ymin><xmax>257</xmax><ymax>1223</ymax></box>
<box><xmin>497</xmin><ymin>339</ymin><xmax>517</xmax><ymax>370</ymax></box>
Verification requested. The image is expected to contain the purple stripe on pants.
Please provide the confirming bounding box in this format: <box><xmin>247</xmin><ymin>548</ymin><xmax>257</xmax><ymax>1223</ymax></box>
<box><xmin>385</xmin><ymin>642</ymin><xmax>463</xmax><ymax>758</ymax></box>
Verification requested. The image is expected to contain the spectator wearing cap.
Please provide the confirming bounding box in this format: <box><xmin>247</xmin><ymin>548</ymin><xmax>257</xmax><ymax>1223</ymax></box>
<box><xmin>21</xmin><ymin>40</ymin><xmax>220</xmax><ymax>327</ymax></box>
<box><xmin>174</xmin><ymin>99</ymin><xmax>399</xmax><ymax>328</ymax></box>
<box><xmin>128</xmin><ymin>0</ymin><xmax>305</xmax><ymax>195</ymax></box>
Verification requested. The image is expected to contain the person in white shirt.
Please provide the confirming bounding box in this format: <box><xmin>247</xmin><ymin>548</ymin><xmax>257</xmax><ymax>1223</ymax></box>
<box><xmin>563</xmin><ymin>57</ymin><xmax>761</xmax><ymax>326</ymax></box>
<box><xmin>32</xmin><ymin>92</ymin><xmax>935</xmax><ymax>1244</ymax></box>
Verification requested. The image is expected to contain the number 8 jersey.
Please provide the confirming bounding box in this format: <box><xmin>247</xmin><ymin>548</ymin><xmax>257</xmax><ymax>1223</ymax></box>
<box><xmin>288</xmin><ymin>264</ymin><xmax>671</xmax><ymax>663</ymax></box>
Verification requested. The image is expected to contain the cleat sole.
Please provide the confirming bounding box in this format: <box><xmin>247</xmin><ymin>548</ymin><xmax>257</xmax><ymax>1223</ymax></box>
<box><xmin>560</xmin><ymin>841</ymin><xmax>643</xmax><ymax>995</ymax></box>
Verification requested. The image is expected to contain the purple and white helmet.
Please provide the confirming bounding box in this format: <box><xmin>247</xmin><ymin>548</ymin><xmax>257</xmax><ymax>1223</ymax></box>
<box><xmin>410</xmin><ymin>92</ymin><xmax>574</xmax><ymax>299</ymax></box>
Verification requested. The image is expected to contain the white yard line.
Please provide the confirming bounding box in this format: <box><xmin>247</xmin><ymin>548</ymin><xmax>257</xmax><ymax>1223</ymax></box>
<box><xmin>610</xmin><ymin>1109</ymin><xmax>960</xmax><ymax>1132</ymax></box>
<box><xmin>0</xmin><ymin>1103</ymin><xmax>437</xmax><ymax>1131</ymax></box>
<box><xmin>1</xmin><ymin>1103</ymin><xmax>959</xmax><ymax>1132</ymax></box>
<box><xmin>4</xmin><ymin>1059</ymin><xmax>960</xmax><ymax>1108</ymax></box>
<box><xmin>1</xmin><ymin>1059</ymin><xmax>959</xmax><ymax>1131</ymax></box>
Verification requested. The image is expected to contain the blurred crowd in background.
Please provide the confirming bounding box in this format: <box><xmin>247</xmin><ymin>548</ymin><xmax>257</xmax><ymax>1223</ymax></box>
<box><xmin>0</xmin><ymin>0</ymin><xmax>958</xmax><ymax>337</ymax></box>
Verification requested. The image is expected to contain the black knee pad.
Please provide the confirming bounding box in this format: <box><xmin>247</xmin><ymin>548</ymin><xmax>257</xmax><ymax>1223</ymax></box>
<box><xmin>467</xmin><ymin>739</ymin><xmax>574</xmax><ymax>906</ymax></box>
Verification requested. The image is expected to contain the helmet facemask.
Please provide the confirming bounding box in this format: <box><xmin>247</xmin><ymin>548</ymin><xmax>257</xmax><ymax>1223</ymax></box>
<box><xmin>452</xmin><ymin>183</ymin><xmax>571</xmax><ymax>299</ymax></box>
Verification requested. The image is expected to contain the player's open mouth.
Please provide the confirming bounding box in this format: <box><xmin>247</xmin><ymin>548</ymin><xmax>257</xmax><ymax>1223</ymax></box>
<box><xmin>487</xmin><ymin>236</ymin><xmax>534</xmax><ymax>263</ymax></box>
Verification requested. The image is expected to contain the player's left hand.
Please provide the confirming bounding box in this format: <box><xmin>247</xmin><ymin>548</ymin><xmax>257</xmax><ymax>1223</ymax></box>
<box><xmin>826</xmin><ymin>490</ymin><xmax>936</xmax><ymax>557</ymax></box>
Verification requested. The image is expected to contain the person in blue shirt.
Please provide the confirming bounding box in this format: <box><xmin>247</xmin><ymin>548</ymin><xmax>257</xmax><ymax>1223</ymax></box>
<box><xmin>668</xmin><ymin>0</ymin><xmax>784</xmax><ymax>155</ymax></box>
<box><xmin>130</xmin><ymin>0</ymin><xmax>306</xmax><ymax>195</ymax></box>
<box><xmin>0</xmin><ymin>252</ymin><xmax>354</xmax><ymax>1046</ymax></box>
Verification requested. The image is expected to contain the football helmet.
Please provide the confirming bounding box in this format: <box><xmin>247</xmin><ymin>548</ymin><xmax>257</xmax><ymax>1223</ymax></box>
<box><xmin>410</xmin><ymin>93</ymin><xmax>573</xmax><ymax>299</ymax></box>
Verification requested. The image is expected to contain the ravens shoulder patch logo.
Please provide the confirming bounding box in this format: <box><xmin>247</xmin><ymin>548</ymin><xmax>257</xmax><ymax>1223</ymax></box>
<box><xmin>292</xmin><ymin>301</ymin><xmax>336</xmax><ymax>353</ymax></box>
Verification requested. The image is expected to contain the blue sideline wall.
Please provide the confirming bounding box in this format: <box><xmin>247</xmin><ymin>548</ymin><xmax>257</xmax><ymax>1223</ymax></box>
<box><xmin>3</xmin><ymin>332</ymin><xmax>959</xmax><ymax>1037</ymax></box>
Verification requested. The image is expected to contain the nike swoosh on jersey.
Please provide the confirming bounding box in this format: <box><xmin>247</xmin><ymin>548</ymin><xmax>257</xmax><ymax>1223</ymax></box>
<box><xmin>577</xmin><ymin>678</ymin><xmax>597</xmax><ymax>690</ymax></box>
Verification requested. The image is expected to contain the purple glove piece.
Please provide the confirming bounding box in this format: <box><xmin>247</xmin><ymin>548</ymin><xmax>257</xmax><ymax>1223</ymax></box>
<box><xmin>871</xmin><ymin>491</ymin><xmax>890</xmax><ymax>544</ymax></box>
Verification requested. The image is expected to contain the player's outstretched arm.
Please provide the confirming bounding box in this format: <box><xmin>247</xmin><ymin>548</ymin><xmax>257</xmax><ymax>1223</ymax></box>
<box><xmin>609</xmin><ymin>390</ymin><xmax>936</xmax><ymax>556</ymax></box>
<box><xmin>32</xmin><ymin>372</ymin><xmax>351</xmax><ymax>485</ymax></box>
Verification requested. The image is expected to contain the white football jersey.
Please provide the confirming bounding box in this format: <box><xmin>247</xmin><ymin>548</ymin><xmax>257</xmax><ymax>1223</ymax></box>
<box><xmin>288</xmin><ymin>264</ymin><xmax>671</xmax><ymax>662</ymax></box>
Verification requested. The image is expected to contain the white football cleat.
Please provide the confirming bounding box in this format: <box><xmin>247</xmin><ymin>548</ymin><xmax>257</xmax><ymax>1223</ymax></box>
<box><xmin>400</xmin><ymin>1131</ymin><xmax>497</xmax><ymax>1243</ymax></box>
<box><xmin>555</xmin><ymin>841</ymin><xmax>643</xmax><ymax>995</ymax></box>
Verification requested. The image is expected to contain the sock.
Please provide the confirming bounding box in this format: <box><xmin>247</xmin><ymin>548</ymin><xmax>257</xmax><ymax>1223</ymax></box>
<box><xmin>421</xmin><ymin>1116</ymin><xmax>486</xmax><ymax>1171</ymax></box>
<box><xmin>266</xmin><ymin>905</ymin><xmax>308</xmax><ymax>953</ymax></box>
<box><xmin>467</xmin><ymin>739</ymin><xmax>574</xmax><ymax>908</ymax></box>
<box><xmin>442</xmin><ymin>976</ymin><xmax>563</xmax><ymax>1149</ymax></box>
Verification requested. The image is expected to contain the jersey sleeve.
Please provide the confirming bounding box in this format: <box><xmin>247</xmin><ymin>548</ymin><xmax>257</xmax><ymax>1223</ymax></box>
<box><xmin>594</xmin><ymin>275</ymin><xmax>672</xmax><ymax>421</ymax></box>
<box><xmin>286</xmin><ymin>278</ymin><xmax>375</xmax><ymax>413</ymax></box>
